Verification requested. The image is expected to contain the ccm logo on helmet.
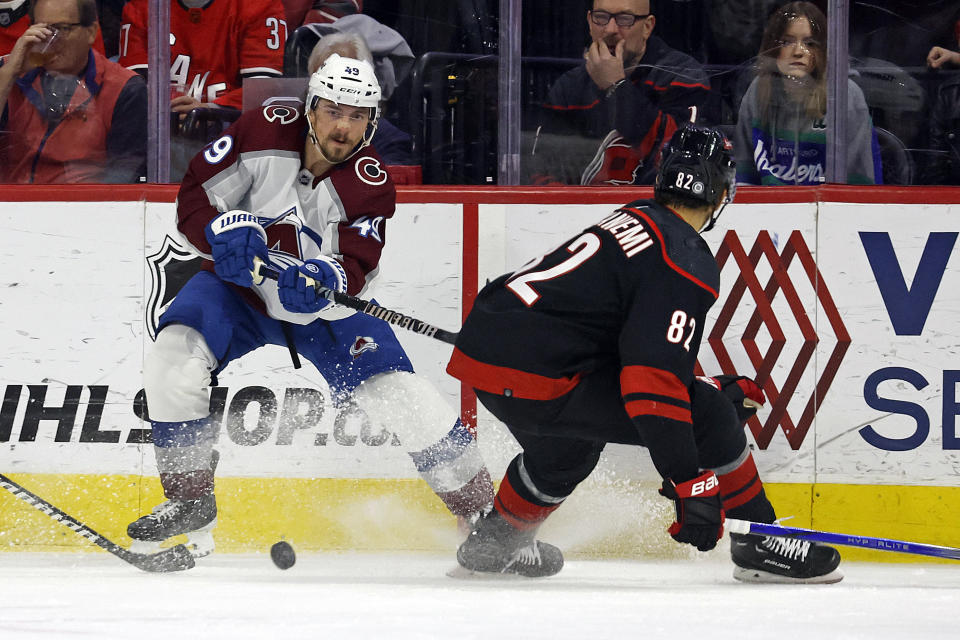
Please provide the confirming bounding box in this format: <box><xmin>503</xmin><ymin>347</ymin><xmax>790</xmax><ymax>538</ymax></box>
<box><xmin>355</xmin><ymin>157</ymin><xmax>387</xmax><ymax>186</ymax></box>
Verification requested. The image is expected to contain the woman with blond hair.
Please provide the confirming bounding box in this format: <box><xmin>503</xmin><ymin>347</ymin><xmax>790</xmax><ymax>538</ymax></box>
<box><xmin>734</xmin><ymin>1</ymin><xmax>882</xmax><ymax>184</ymax></box>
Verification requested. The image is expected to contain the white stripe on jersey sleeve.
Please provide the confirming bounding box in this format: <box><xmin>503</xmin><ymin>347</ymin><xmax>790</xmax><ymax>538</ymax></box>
<box><xmin>201</xmin><ymin>162</ymin><xmax>249</xmax><ymax>214</ymax></box>
<box><xmin>240</xmin><ymin>67</ymin><xmax>283</xmax><ymax>77</ymax></box>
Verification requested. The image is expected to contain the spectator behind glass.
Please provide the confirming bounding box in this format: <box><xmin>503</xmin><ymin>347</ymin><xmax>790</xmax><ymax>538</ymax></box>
<box><xmin>1</xmin><ymin>0</ymin><xmax>104</xmax><ymax>55</ymax></box>
<box><xmin>118</xmin><ymin>0</ymin><xmax>286</xmax><ymax>113</ymax></box>
<box><xmin>926</xmin><ymin>14</ymin><xmax>960</xmax><ymax>185</ymax></box>
<box><xmin>291</xmin><ymin>0</ymin><xmax>361</xmax><ymax>28</ymax></box>
<box><xmin>0</xmin><ymin>0</ymin><xmax>146</xmax><ymax>183</ymax></box>
<box><xmin>927</xmin><ymin>47</ymin><xmax>960</xmax><ymax>70</ymax></box>
<box><xmin>734</xmin><ymin>1</ymin><xmax>882</xmax><ymax>185</ymax></box>
<box><xmin>306</xmin><ymin>28</ymin><xmax>412</xmax><ymax>165</ymax></box>
<box><xmin>528</xmin><ymin>0</ymin><xmax>710</xmax><ymax>186</ymax></box>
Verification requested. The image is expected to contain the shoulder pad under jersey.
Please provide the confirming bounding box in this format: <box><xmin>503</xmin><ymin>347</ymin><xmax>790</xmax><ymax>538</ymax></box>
<box><xmin>611</xmin><ymin>199</ymin><xmax>720</xmax><ymax>299</ymax></box>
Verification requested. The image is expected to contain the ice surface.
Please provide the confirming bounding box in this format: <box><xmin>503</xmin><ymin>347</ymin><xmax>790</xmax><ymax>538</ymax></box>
<box><xmin>1</xmin><ymin>550</ymin><xmax>958</xmax><ymax>640</ymax></box>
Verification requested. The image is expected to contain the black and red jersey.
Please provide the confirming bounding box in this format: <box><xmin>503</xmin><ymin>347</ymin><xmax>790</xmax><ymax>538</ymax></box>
<box><xmin>530</xmin><ymin>36</ymin><xmax>709</xmax><ymax>186</ymax></box>
<box><xmin>447</xmin><ymin>199</ymin><xmax>719</xmax><ymax>480</ymax></box>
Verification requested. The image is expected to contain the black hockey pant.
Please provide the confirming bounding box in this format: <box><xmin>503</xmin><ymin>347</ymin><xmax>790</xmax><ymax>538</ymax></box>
<box><xmin>475</xmin><ymin>363</ymin><xmax>770</xmax><ymax>513</ymax></box>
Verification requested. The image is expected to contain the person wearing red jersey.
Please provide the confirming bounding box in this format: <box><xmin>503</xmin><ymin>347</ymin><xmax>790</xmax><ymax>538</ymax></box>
<box><xmin>127</xmin><ymin>54</ymin><xmax>494</xmax><ymax>559</ymax></box>
<box><xmin>449</xmin><ymin>124</ymin><xmax>843</xmax><ymax>583</ymax></box>
<box><xmin>118</xmin><ymin>0</ymin><xmax>286</xmax><ymax>112</ymax></box>
<box><xmin>0</xmin><ymin>0</ymin><xmax>105</xmax><ymax>56</ymax></box>
<box><xmin>0</xmin><ymin>0</ymin><xmax>145</xmax><ymax>183</ymax></box>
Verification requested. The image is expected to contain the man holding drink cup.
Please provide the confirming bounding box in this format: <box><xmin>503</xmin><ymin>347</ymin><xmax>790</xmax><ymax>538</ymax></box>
<box><xmin>0</xmin><ymin>0</ymin><xmax>106</xmax><ymax>57</ymax></box>
<box><xmin>0</xmin><ymin>0</ymin><xmax>145</xmax><ymax>183</ymax></box>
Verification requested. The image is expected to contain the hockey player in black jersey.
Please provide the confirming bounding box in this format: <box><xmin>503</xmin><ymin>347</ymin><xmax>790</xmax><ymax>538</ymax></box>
<box><xmin>447</xmin><ymin>124</ymin><xmax>843</xmax><ymax>583</ymax></box>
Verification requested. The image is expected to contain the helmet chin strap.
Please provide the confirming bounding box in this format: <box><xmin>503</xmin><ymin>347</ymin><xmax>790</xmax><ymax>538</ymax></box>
<box><xmin>699</xmin><ymin>202</ymin><xmax>725</xmax><ymax>233</ymax></box>
<box><xmin>700</xmin><ymin>191</ymin><xmax>732</xmax><ymax>233</ymax></box>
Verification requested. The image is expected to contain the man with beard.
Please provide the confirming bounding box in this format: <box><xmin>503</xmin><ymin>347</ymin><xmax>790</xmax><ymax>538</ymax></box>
<box><xmin>529</xmin><ymin>0</ymin><xmax>710</xmax><ymax>186</ymax></box>
<box><xmin>127</xmin><ymin>54</ymin><xmax>495</xmax><ymax>559</ymax></box>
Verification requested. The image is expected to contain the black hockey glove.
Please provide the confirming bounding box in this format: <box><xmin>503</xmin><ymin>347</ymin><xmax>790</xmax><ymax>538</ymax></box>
<box><xmin>659</xmin><ymin>471</ymin><xmax>725</xmax><ymax>552</ymax></box>
<box><xmin>702</xmin><ymin>375</ymin><xmax>765</xmax><ymax>425</ymax></box>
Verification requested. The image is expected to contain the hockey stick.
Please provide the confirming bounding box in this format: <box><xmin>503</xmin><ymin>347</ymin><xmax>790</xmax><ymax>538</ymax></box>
<box><xmin>728</xmin><ymin>518</ymin><xmax>960</xmax><ymax>561</ymax></box>
<box><xmin>251</xmin><ymin>257</ymin><xmax>459</xmax><ymax>345</ymax></box>
<box><xmin>0</xmin><ymin>473</ymin><xmax>195</xmax><ymax>572</ymax></box>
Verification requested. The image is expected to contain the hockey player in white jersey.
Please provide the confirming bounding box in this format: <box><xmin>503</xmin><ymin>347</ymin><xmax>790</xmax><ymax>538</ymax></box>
<box><xmin>128</xmin><ymin>54</ymin><xmax>494</xmax><ymax>557</ymax></box>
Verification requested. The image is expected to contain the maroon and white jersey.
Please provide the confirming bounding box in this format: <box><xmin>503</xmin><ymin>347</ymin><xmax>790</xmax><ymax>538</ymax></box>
<box><xmin>118</xmin><ymin>0</ymin><xmax>286</xmax><ymax>110</ymax></box>
<box><xmin>176</xmin><ymin>103</ymin><xmax>396</xmax><ymax>324</ymax></box>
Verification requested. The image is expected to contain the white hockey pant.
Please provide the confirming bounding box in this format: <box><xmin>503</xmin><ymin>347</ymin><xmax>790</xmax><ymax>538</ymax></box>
<box><xmin>351</xmin><ymin>371</ymin><xmax>494</xmax><ymax>516</ymax></box>
<box><xmin>142</xmin><ymin>324</ymin><xmax>219</xmax><ymax>499</ymax></box>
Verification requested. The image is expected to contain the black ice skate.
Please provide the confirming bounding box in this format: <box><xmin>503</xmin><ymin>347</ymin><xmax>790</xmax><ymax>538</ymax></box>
<box><xmin>127</xmin><ymin>494</ymin><xmax>217</xmax><ymax>559</ymax></box>
<box><xmin>456</xmin><ymin>510</ymin><xmax>563</xmax><ymax>578</ymax></box>
<box><xmin>731</xmin><ymin>532</ymin><xmax>843</xmax><ymax>584</ymax></box>
<box><xmin>457</xmin><ymin>502</ymin><xmax>494</xmax><ymax>538</ymax></box>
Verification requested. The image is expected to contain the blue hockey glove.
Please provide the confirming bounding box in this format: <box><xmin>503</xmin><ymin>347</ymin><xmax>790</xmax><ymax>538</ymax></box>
<box><xmin>204</xmin><ymin>210</ymin><xmax>268</xmax><ymax>287</ymax></box>
<box><xmin>277</xmin><ymin>257</ymin><xmax>347</xmax><ymax>314</ymax></box>
<box><xmin>659</xmin><ymin>471</ymin><xmax>725</xmax><ymax>551</ymax></box>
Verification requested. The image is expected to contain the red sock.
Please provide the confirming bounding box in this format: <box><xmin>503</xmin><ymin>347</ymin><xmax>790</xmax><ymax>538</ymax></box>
<box><xmin>717</xmin><ymin>452</ymin><xmax>766</xmax><ymax>514</ymax></box>
<box><xmin>493</xmin><ymin>472</ymin><xmax>562</xmax><ymax>531</ymax></box>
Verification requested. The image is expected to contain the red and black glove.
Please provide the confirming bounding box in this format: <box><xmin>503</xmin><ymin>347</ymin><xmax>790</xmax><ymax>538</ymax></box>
<box><xmin>702</xmin><ymin>375</ymin><xmax>765</xmax><ymax>425</ymax></box>
<box><xmin>659</xmin><ymin>471</ymin><xmax>725</xmax><ymax>551</ymax></box>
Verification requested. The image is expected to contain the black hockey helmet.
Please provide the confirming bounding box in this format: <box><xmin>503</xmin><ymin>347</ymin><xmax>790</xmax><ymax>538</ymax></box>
<box><xmin>654</xmin><ymin>124</ymin><xmax>736</xmax><ymax>232</ymax></box>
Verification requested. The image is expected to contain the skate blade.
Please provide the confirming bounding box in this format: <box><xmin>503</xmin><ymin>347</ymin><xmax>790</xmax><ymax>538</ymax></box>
<box><xmin>128</xmin><ymin>537</ymin><xmax>212</xmax><ymax>560</ymax></box>
<box><xmin>129</xmin><ymin>524</ymin><xmax>216</xmax><ymax>560</ymax></box>
<box><xmin>185</xmin><ymin>530</ymin><xmax>215</xmax><ymax>559</ymax></box>
<box><xmin>129</xmin><ymin>540</ymin><xmax>163</xmax><ymax>555</ymax></box>
<box><xmin>445</xmin><ymin>565</ymin><xmax>537</xmax><ymax>580</ymax></box>
<box><xmin>733</xmin><ymin>566</ymin><xmax>844</xmax><ymax>584</ymax></box>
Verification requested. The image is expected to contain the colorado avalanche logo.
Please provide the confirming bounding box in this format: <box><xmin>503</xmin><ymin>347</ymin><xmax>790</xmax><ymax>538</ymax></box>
<box><xmin>349</xmin><ymin>336</ymin><xmax>379</xmax><ymax>359</ymax></box>
<box><xmin>263</xmin><ymin>104</ymin><xmax>300</xmax><ymax>124</ymax></box>
<box><xmin>355</xmin><ymin>157</ymin><xmax>387</xmax><ymax>186</ymax></box>
<box><xmin>144</xmin><ymin>235</ymin><xmax>203</xmax><ymax>341</ymax></box>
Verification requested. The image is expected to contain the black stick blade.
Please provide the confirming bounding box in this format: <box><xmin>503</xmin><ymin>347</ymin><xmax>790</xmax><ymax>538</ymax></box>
<box><xmin>122</xmin><ymin>544</ymin><xmax>196</xmax><ymax>572</ymax></box>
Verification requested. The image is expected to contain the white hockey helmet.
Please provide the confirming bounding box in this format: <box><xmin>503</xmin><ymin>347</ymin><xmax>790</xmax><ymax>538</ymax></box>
<box><xmin>307</xmin><ymin>53</ymin><xmax>381</xmax><ymax>117</ymax></box>
<box><xmin>306</xmin><ymin>53</ymin><xmax>381</xmax><ymax>157</ymax></box>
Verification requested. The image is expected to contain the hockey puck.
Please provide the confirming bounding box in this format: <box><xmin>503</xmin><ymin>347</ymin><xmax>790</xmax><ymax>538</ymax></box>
<box><xmin>270</xmin><ymin>541</ymin><xmax>296</xmax><ymax>570</ymax></box>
